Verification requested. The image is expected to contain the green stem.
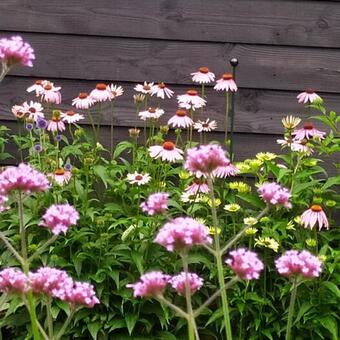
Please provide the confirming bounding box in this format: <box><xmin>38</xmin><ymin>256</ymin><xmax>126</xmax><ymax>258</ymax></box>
<box><xmin>207</xmin><ymin>176</ymin><xmax>232</xmax><ymax>340</ymax></box>
<box><xmin>0</xmin><ymin>232</ymin><xmax>25</xmax><ymax>266</ymax></box>
<box><xmin>285</xmin><ymin>277</ymin><xmax>299</xmax><ymax>340</ymax></box>
<box><xmin>189</xmin><ymin>108</ymin><xmax>193</xmax><ymax>145</ymax></box>
<box><xmin>28</xmin><ymin>235</ymin><xmax>58</xmax><ymax>263</ymax></box>
<box><xmin>110</xmin><ymin>101</ymin><xmax>115</xmax><ymax>154</ymax></box>
<box><xmin>55</xmin><ymin>309</ymin><xmax>76</xmax><ymax>340</ymax></box>
<box><xmin>156</xmin><ymin>295</ymin><xmax>189</xmax><ymax>319</ymax></box>
<box><xmin>224</xmin><ymin>92</ymin><xmax>230</xmax><ymax>145</ymax></box>
<box><xmin>87</xmin><ymin>109</ymin><xmax>98</xmax><ymax>143</ymax></box>
<box><xmin>46</xmin><ymin>296</ymin><xmax>54</xmax><ymax>339</ymax></box>
<box><xmin>18</xmin><ymin>191</ymin><xmax>27</xmax><ymax>263</ymax></box>
<box><xmin>0</xmin><ymin>63</ymin><xmax>9</xmax><ymax>82</ymax></box>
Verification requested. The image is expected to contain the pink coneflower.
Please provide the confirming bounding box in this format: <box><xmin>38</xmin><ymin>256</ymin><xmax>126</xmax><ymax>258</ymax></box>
<box><xmin>214</xmin><ymin>73</ymin><xmax>238</xmax><ymax>92</ymax></box>
<box><xmin>258</xmin><ymin>182</ymin><xmax>292</xmax><ymax>208</ymax></box>
<box><xmin>275</xmin><ymin>250</ymin><xmax>322</xmax><ymax>278</ymax></box>
<box><xmin>11</xmin><ymin>104</ymin><xmax>26</xmax><ymax>119</ymax></box>
<box><xmin>300</xmin><ymin>205</ymin><xmax>329</xmax><ymax>230</ymax></box>
<box><xmin>297</xmin><ymin>89</ymin><xmax>322</xmax><ymax>104</ymax></box>
<box><xmin>126</xmin><ymin>172</ymin><xmax>151</xmax><ymax>186</ymax></box>
<box><xmin>127</xmin><ymin>271</ymin><xmax>170</xmax><ymax>298</ymax></box>
<box><xmin>151</xmin><ymin>82</ymin><xmax>174</xmax><ymax>99</ymax></box>
<box><xmin>138</xmin><ymin>107</ymin><xmax>164</xmax><ymax>121</ymax></box>
<box><xmin>0</xmin><ymin>193</ymin><xmax>8</xmax><ymax>212</ymax></box>
<box><xmin>64</xmin><ymin>281</ymin><xmax>100</xmax><ymax>308</ymax></box>
<box><xmin>49</xmin><ymin>168</ymin><xmax>72</xmax><ymax>186</ymax></box>
<box><xmin>226</xmin><ymin>248</ymin><xmax>264</xmax><ymax>280</ymax></box>
<box><xmin>170</xmin><ymin>272</ymin><xmax>203</xmax><ymax>296</ymax></box>
<box><xmin>167</xmin><ymin>109</ymin><xmax>193</xmax><ymax>128</ymax></box>
<box><xmin>185</xmin><ymin>178</ymin><xmax>210</xmax><ymax>194</ymax></box>
<box><xmin>191</xmin><ymin>67</ymin><xmax>215</xmax><ymax>84</ymax></box>
<box><xmin>72</xmin><ymin>92</ymin><xmax>96</xmax><ymax>109</ymax></box>
<box><xmin>177</xmin><ymin>89</ymin><xmax>206</xmax><ymax>111</ymax></box>
<box><xmin>154</xmin><ymin>217</ymin><xmax>212</xmax><ymax>252</ymax></box>
<box><xmin>184</xmin><ymin>144</ymin><xmax>230</xmax><ymax>176</ymax></box>
<box><xmin>0</xmin><ymin>268</ymin><xmax>28</xmax><ymax>293</ymax></box>
<box><xmin>22</xmin><ymin>101</ymin><xmax>44</xmax><ymax>121</ymax></box>
<box><xmin>193</xmin><ymin>118</ymin><xmax>217</xmax><ymax>132</ymax></box>
<box><xmin>107</xmin><ymin>84</ymin><xmax>124</xmax><ymax>99</ymax></box>
<box><xmin>60</xmin><ymin>110</ymin><xmax>84</xmax><ymax>124</ymax></box>
<box><xmin>0</xmin><ymin>163</ymin><xmax>49</xmax><ymax>194</ymax></box>
<box><xmin>40</xmin><ymin>81</ymin><xmax>62</xmax><ymax>104</ymax></box>
<box><xmin>47</xmin><ymin>117</ymin><xmax>65</xmax><ymax>132</ymax></box>
<box><xmin>90</xmin><ymin>83</ymin><xmax>112</xmax><ymax>102</ymax></box>
<box><xmin>292</xmin><ymin>122</ymin><xmax>326</xmax><ymax>141</ymax></box>
<box><xmin>0</xmin><ymin>36</ymin><xmax>35</xmax><ymax>68</ymax></box>
<box><xmin>213</xmin><ymin>163</ymin><xmax>240</xmax><ymax>178</ymax></box>
<box><xmin>277</xmin><ymin>137</ymin><xmax>313</xmax><ymax>155</ymax></box>
<box><xmin>149</xmin><ymin>141</ymin><xmax>183</xmax><ymax>162</ymax></box>
<box><xmin>140</xmin><ymin>192</ymin><xmax>169</xmax><ymax>216</ymax></box>
<box><xmin>134</xmin><ymin>81</ymin><xmax>154</xmax><ymax>94</ymax></box>
<box><xmin>27</xmin><ymin>79</ymin><xmax>44</xmax><ymax>95</ymax></box>
<box><xmin>40</xmin><ymin>204</ymin><xmax>79</xmax><ymax>235</ymax></box>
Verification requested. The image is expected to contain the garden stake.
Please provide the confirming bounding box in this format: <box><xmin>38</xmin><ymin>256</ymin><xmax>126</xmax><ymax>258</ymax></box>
<box><xmin>229</xmin><ymin>58</ymin><xmax>238</xmax><ymax>161</ymax></box>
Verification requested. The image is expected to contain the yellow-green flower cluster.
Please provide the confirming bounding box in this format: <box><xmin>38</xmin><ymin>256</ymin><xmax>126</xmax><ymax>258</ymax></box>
<box><xmin>254</xmin><ymin>237</ymin><xmax>279</xmax><ymax>252</ymax></box>
<box><xmin>229</xmin><ymin>181</ymin><xmax>251</xmax><ymax>193</ymax></box>
<box><xmin>224</xmin><ymin>203</ymin><xmax>241</xmax><ymax>212</ymax></box>
<box><xmin>256</xmin><ymin>152</ymin><xmax>277</xmax><ymax>162</ymax></box>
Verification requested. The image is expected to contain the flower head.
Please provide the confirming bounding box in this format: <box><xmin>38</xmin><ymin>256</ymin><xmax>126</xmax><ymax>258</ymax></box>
<box><xmin>134</xmin><ymin>82</ymin><xmax>154</xmax><ymax>94</ymax></box>
<box><xmin>154</xmin><ymin>217</ymin><xmax>212</xmax><ymax>252</ymax></box>
<box><xmin>47</xmin><ymin>117</ymin><xmax>65</xmax><ymax>132</ymax></box>
<box><xmin>0</xmin><ymin>268</ymin><xmax>28</xmax><ymax>293</ymax></box>
<box><xmin>214</xmin><ymin>73</ymin><xmax>237</xmax><ymax>92</ymax></box>
<box><xmin>61</xmin><ymin>111</ymin><xmax>84</xmax><ymax>124</ymax></box>
<box><xmin>229</xmin><ymin>181</ymin><xmax>251</xmax><ymax>193</ymax></box>
<box><xmin>140</xmin><ymin>192</ymin><xmax>169</xmax><ymax>215</ymax></box>
<box><xmin>184</xmin><ymin>144</ymin><xmax>229</xmax><ymax>176</ymax></box>
<box><xmin>255</xmin><ymin>236</ymin><xmax>279</xmax><ymax>252</ymax></box>
<box><xmin>39</xmin><ymin>204</ymin><xmax>79</xmax><ymax>235</ymax></box>
<box><xmin>258</xmin><ymin>182</ymin><xmax>292</xmax><ymax>208</ymax></box>
<box><xmin>22</xmin><ymin>101</ymin><xmax>44</xmax><ymax>122</ymax></box>
<box><xmin>0</xmin><ymin>36</ymin><xmax>35</xmax><ymax>67</ymax></box>
<box><xmin>149</xmin><ymin>142</ymin><xmax>183</xmax><ymax>162</ymax></box>
<box><xmin>275</xmin><ymin>250</ymin><xmax>322</xmax><ymax>278</ymax></box>
<box><xmin>127</xmin><ymin>271</ymin><xmax>170</xmax><ymax>297</ymax></box>
<box><xmin>282</xmin><ymin>115</ymin><xmax>301</xmax><ymax>130</ymax></box>
<box><xmin>0</xmin><ymin>163</ymin><xmax>49</xmax><ymax>195</ymax></box>
<box><xmin>49</xmin><ymin>168</ymin><xmax>72</xmax><ymax>186</ymax></box>
<box><xmin>36</xmin><ymin>118</ymin><xmax>48</xmax><ymax>129</ymax></box>
<box><xmin>90</xmin><ymin>83</ymin><xmax>112</xmax><ymax>102</ymax></box>
<box><xmin>212</xmin><ymin>163</ymin><xmax>240</xmax><ymax>178</ymax></box>
<box><xmin>185</xmin><ymin>178</ymin><xmax>210</xmax><ymax>194</ymax></box>
<box><xmin>292</xmin><ymin>123</ymin><xmax>326</xmax><ymax>141</ymax></box>
<box><xmin>224</xmin><ymin>203</ymin><xmax>241</xmax><ymax>212</ymax></box>
<box><xmin>107</xmin><ymin>84</ymin><xmax>124</xmax><ymax>99</ymax></box>
<box><xmin>194</xmin><ymin>118</ymin><xmax>217</xmax><ymax>132</ymax></box>
<box><xmin>11</xmin><ymin>104</ymin><xmax>26</xmax><ymax>119</ymax></box>
<box><xmin>300</xmin><ymin>205</ymin><xmax>329</xmax><ymax>230</ymax></box>
<box><xmin>64</xmin><ymin>281</ymin><xmax>100</xmax><ymax>308</ymax></box>
<box><xmin>27</xmin><ymin>79</ymin><xmax>44</xmax><ymax>96</ymax></box>
<box><xmin>297</xmin><ymin>89</ymin><xmax>322</xmax><ymax>104</ymax></box>
<box><xmin>151</xmin><ymin>82</ymin><xmax>174</xmax><ymax>99</ymax></box>
<box><xmin>226</xmin><ymin>248</ymin><xmax>264</xmax><ymax>280</ymax></box>
<box><xmin>191</xmin><ymin>67</ymin><xmax>215</xmax><ymax>84</ymax></box>
<box><xmin>177</xmin><ymin>90</ymin><xmax>206</xmax><ymax>111</ymax></box>
<box><xmin>170</xmin><ymin>272</ymin><xmax>203</xmax><ymax>295</ymax></box>
<box><xmin>126</xmin><ymin>172</ymin><xmax>151</xmax><ymax>186</ymax></box>
<box><xmin>72</xmin><ymin>92</ymin><xmax>95</xmax><ymax>109</ymax></box>
<box><xmin>139</xmin><ymin>107</ymin><xmax>164</xmax><ymax>121</ymax></box>
<box><xmin>168</xmin><ymin>109</ymin><xmax>193</xmax><ymax>129</ymax></box>
<box><xmin>40</xmin><ymin>81</ymin><xmax>62</xmax><ymax>104</ymax></box>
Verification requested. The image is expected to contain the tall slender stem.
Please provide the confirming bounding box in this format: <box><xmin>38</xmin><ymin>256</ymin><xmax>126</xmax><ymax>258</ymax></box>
<box><xmin>46</xmin><ymin>296</ymin><xmax>54</xmax><ymax>339</ymax></box>
<box><xmin>285</xmin><ymin>277</ymin><xmax>298</xmax><ymax>340</ymax></box>
<box><xmin>55</xmin><ymin>309</ymin><xmax>76</xmax><ymax>340</ymax></box>
<box><xmin>0</xmin><ymin>231</ymin><xmax>24</xmax><ymax>266</ymax></box>
<box><xmin>156</xmin><ymin>295</ymin><xmax>189</xmax><ymax>319</ymax></box>
<box><xmin>224</xmin><ymin>92</ymin><xmax>230</xmax><ymax>145</ymax></box>
<box><xmin>207</xmin><ymin>176</ymin><xmax>232</xmax><ymax>340</ymax></box>
<box><xmin>110</xmin><ymin>101</ymin><xmax>115</xmax><ymax>154</ymax></box>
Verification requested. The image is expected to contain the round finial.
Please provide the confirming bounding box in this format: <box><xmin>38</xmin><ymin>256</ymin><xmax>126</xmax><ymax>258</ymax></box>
<box><xmin>230</xmin><ymin>58</ymin><xmax>238</xmax><ymax>67</ymax></box>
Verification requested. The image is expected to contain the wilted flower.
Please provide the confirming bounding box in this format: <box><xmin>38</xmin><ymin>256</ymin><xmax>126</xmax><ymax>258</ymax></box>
<box><xmin>170</xmin><ymin>272</ymin><xmax>203</xmax><ymax>295</ymax></box>
<box><xmin>191</xmin><ymin>67</ymin><xmax>215</xmax><ymax>84</ymax></box>
<box><xmin>133</xmin><ymin>93</ymin><xmax>146</xmax><ymax>105</ymax></box>
<box><xmin>128</xmin><ymin>128</ymin><xmax>141</xmax><ymax>138</ymax></box>
<box><xmin>255</xmin><ymin>237</ymin><xmax>279</xmax><ymax>252</ymax></box>
<box><xmin>300</xmin><ymin>205</ymin><xmax>329</xmax><ymax>230</ymax></box>
<box><xmin>140</xmin><ymin>192</ymin><xmax>169</xmax><ymax>215</ymax></box>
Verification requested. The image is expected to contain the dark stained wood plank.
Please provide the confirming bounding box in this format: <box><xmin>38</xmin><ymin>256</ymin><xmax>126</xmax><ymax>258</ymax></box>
<box><xmin>4</xmin><ymin>32</ymin><xmax>340</xmax><ymax>93</ymax></box>
<box><xmin>1</xmin><ymin>1</ymin><xmax>340</xmax><ymax>48</ymax></box>
<box><xmin>0</xmin><ymin>76</ymin><xmax>335</xmax><ymax>135</ymax></box>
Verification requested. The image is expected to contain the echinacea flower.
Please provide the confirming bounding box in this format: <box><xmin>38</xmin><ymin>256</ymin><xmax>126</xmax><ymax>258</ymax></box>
<box><xmin>151</xmin><ymin>82</ymin><xmax>174</xmax><ymax>99</ymax></box>
<box><xmin>180</xmin><ymin>191</ymin><xmax>204</xmax><ymax>203</ymax></box>
<box><xmin>40</xmin><ymin>81</ymin><xmax>62</xmax><ymax>104</ymax></box>
<box><xmin>127</xmin><ymin>271</ymin><xmax>170</xmax><ymax>297</ymax></box>
<box><xmin>275</xmin><ymin>250</ymin><xmax>322</xmax><ymax>278</ymax></box>
<box><xmin>0</xmin><ymin>268</ymin><xmax>28</xmax><ymax>293</ymax></box>
<box><xmin>177</xmin><ymin>90</ymin><xmax>206</xmax><ymax>111</ymax></box>
<box><xmin>297</xmin><ymin>89</ymin><xmax>322</xmax><ymax>104</ymax></box>
<box><xmin>191</xmin><ymin>67</ymin><xmax>215</xmax><ymax>84</ymax></box>
<box><xmin>214</xmin><ymin>73</ymin><xmax>238</xmax><ymax>92</ymax></box>
<box><xmin>194</xmin><ymin>118</ymin><xmax>217</xmax><ymax>132</ymax></box>
<box><xmin>27</xmin><ymin>79</ymin><xmax>44</xmax><ymax>96</ymax></box>
<box><xmin>282</xmin><ymin>115</ymin><xmax>301</xmax><ymax>130</ymax></box>
<box><xmin>140</xmin><ymin>192</ymin><xmax>169</xmax><ymax>215</ymax></box>
<box><xmin>185</xmin><ymin>178</ymin><xmax>210</xmax><ymax>194</ymax></box>
<box><xmin>168</xmin><ymin>109</ymin><xmax>193</xmax><ymax>128</ymax></box>
<box><xmin>139</xmin><ymin>107</ymin><xmax>164</xmax><ymax>121</ymax></box>
<box><xmin>40</xmin><ymin>204</ymin><xmax>79</xmax><ymax>235</ymax></box>
<box><xmin>154</xmin><ymin>217</ymin><xmax>212</xmax><ymax>252</ymax></box>
<box><xmin>254</xmin><ymin>236</ymin><xmax>279</xmax><ymax>252</ymax></box>
<box><xmin>72</xmin><ymin>92</ymin><xmax>96</xmax><ymax>109</ymax></box>
<box><xmin>107</xmin><ymin>84</ymin><xmax>124</xmax><ymax>99</ymax></box>
<box><xmin>11</xmin><ymin>104</ymin><xmax>26</xmax><ymax>119</ymax></box>
<box><xmin>149</xmin><ymin>141</ymin><xmax>183</xmax><ymax>162</ymax></box>
<box><xmin>134</xmin><ymin>82</ymin><xmax>154</xmax><ymax>94</ymax></box>
<box><xmin>292</xmin><ymin>122</ymin><xmax>326</xmax><ymax>141</ymax></box>
<box><xmin>90</xmin><ymin>83</ymin><xmax>112</xmax><ymax>102</ymax></box>
<box><xmin>300</xmin><ymin>205</ymin><xmax>329</xmax><ymax>230</ymax></box>
<box><xmin>0</xmin><ymin>36</ymin><xmax>35</xmax><ymax>68</ymax></box>
<box><xmin>60</xmin><ymin>111</ymin><xmax>84</xmax><ymax>124</ymax></box>
<box><xmin>277</xmin><ymin>137</ymin><xmax>313</xmax><ymax>155</ymax></box>
<box><xmin>22</xmin><ymin>101</ymin><xmax>44</xmax><ymax>121</ymax></box>
<box><xmin>133</xmin><ymin>93</ymin><xmax>146</xmax><ymax>105</ymax></box>
<box><xmin>258</xmin><ymin>182</ymin><xmax>292</xmax><ymax>208</ymax></box>
<box><xmin>212</xmin><ymin>163</ymin><xmax>240</xmax><ymax>178</ymax></box>
<box><xmin>126</xmin><ymin>172</ymin><xmax>151</xmax><ymax>186</ymax></box>
<box><xmin>49</xmin><ymin>168</ymin><xmax>72</xmax><ymax>186</ymax></box>
<box><xmin>0</xmin><ymin>163</ymin><xmax>49</xmax><ymax>194</ymax></box>
<box><xmin>184</xmin><ymin>144</ymin><xmax>229</xmax><ymax>176</ymax></box>
<box><xmin>47</xmin><ymin>117</ymin><xmax>65</xmax><ymax>132</ymax></box>
<box><xmin>226</xmin><ymin>248</ymin><xmax>264</xmax><ymax>280</ymax></box>
<box><xmin>169</xmin><ymin>272</ymin><xmax>203</xmax><ymax>295</ymax></box>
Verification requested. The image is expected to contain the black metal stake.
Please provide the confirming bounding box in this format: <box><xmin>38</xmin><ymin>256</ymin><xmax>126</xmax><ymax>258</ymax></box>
<box><xmin>229</xmin><ymin>58</ymin><xmax>238</xmax><ymax>162</ymax></box>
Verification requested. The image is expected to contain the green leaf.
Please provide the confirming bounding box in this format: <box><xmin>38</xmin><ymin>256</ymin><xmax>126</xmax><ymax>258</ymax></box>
<box><xmin>205</xmin><ymin>307</ymin><xmax>223</xmax><ymax>326</ymax></box>
<box><xmin>125</xmin><ymin>313</ymin><xmax>138</xmax><ymax>335</ymax></box>
<box><xmin>322</xmin><ymin>176</ymin><xmax>340</xmax><ymax>190</ymax></box>
<box><xmin>93</xmin><ymin>165</ymin><xmax>109</xmax><ymax>188</ymax></box>
<box><xmin>321</xmin><ymin>281</ymin><xmax>340</xmax><ymax>298</ymax></box>
<box><xmin>113</xmin><ymin>141</ymin><xmax>133</xmax><ymax>159</ymax></box>
<box><xmin>320</xmin><ymin>316</ymin><xmax>338</xmax><ymax>340</ymax></box>
<box><xmin>88</xmin><ymin>321</ymin><xmax>101</xmax><ymax>340</ymax></box>
<box><xmin>294</xmin><ymin>302</ymin><xmax>312</xmax><ymax>325</ymax></box>
<box><xmin>108</xmin><ymin>319</ymin><xmax>126</xmax><ymax>332</ymax></box>
<box><xmin>131</xmin><ymin>251</ymin><xmax>144</xmax><ymax>274</ymax></box>
<box><xmin>237</xmin><ymin>193</ymin><xmax>265</xmax><ymax>209</ymax></box>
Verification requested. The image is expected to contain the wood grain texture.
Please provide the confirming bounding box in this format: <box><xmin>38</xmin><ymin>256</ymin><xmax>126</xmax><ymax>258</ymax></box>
<box><xmin>4</xmin><ymin>32</ymin><xmax>340</xmax><ymax>93</ymax></box>
<box><xmin>1</xmin><ymin>0</ymin><xmax>340</xmax><ymax>48</ymax></box>
<box><xmin>0</xmin><ymin>76</ymin><xmax>335</xmax><ymax>135</ymax></box>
